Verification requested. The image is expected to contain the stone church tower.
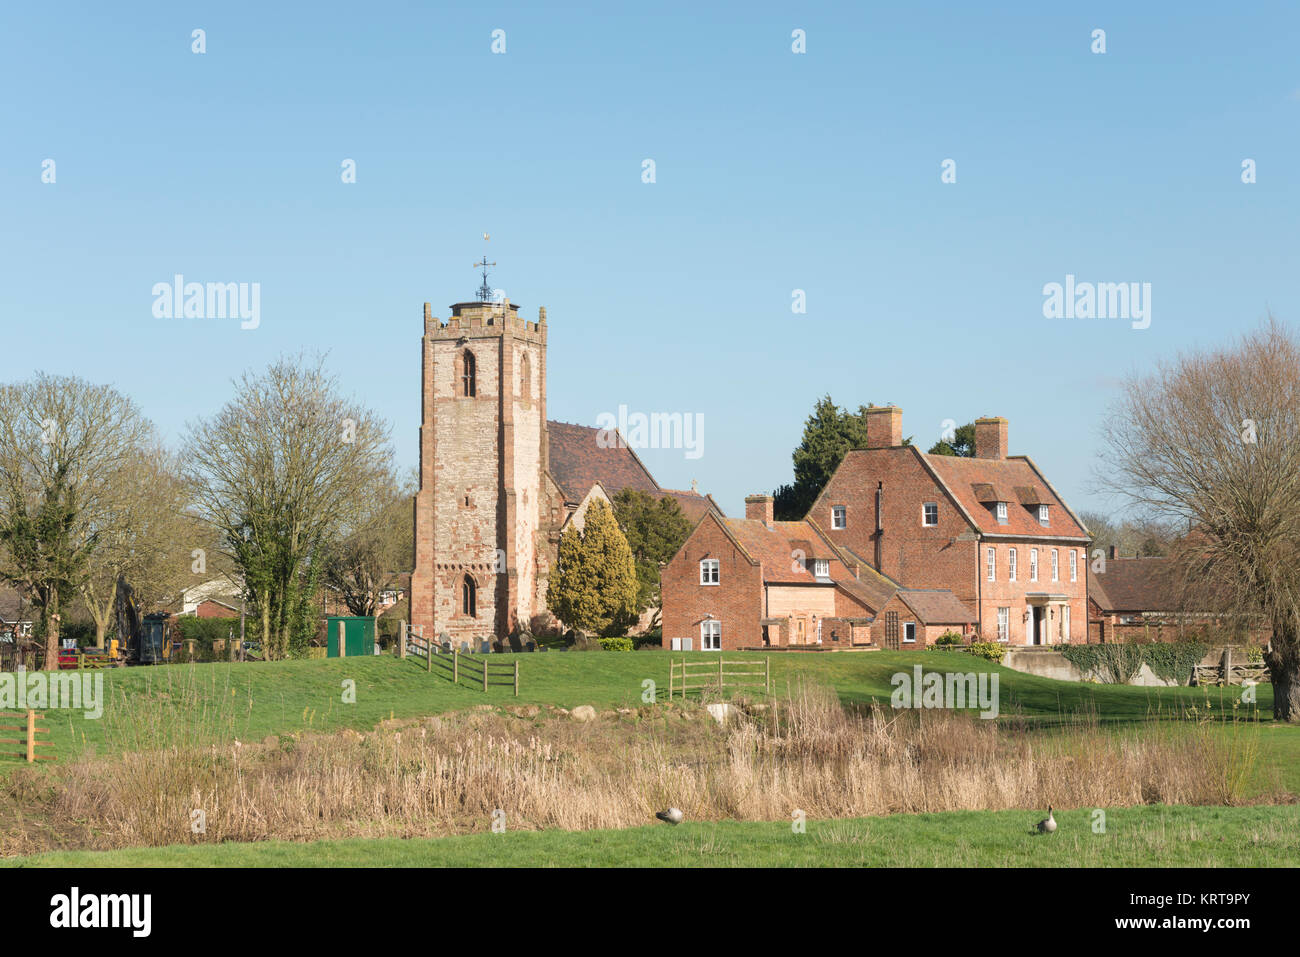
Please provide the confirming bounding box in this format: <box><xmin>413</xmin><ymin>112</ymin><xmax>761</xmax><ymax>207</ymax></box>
<box><xmin>409</xmin><ymin>298</ymin><xmax>550</xmax><ymax>643</ymax></box>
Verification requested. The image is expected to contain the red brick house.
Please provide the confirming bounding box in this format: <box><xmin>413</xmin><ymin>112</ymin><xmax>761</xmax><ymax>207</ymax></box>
<box><xmin>808</xmin><ymin>408</ymin><xmax>1090</xmax><ymax>645</ymax></box>
<box><xmin>661</xmin><ymin>494</ymin><xmax>975</xmax><ymax>650</ymax></box>
<box><xmin>1087</xmin><ymin>547</ymin><xmax>1267</xmax><ymax>645</ymax></box>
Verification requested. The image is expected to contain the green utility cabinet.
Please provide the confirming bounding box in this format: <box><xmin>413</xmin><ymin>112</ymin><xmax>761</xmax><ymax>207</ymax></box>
<box><xmin>326</xmin><ymin>616</ymin><xmax>376</xmax><ymax>657</ymax></box>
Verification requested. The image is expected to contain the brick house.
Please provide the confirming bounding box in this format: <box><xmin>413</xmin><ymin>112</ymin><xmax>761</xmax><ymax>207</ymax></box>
<box><xmin>409</xmin><ymin>297</ymin><xmax>716</xmax><ymax>643</ymax></box>
<box><xmin>661</xmin><ymin>494</ymin><xmax>975</xmax><ymax>650</ymax></box>
<box><xmin>1087</xmin><ymin>547</ymin><xmax>1267</xmax><ymax>645</ymax></box>
<box><xmin>809</xmin><ymin>408</ymin><xmax>1091</xmax><ymax>645</ymax></box>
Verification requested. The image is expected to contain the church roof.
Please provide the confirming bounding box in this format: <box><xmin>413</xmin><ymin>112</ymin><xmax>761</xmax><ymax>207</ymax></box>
<box><xmin>546</xmin><ymin>421</ymin><xmax>718</xmax><ymax>518</ymax></box>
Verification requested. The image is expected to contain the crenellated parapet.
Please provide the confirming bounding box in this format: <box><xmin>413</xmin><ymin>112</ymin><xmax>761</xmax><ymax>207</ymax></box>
<box><xmin>423</xmin><ymin>300</ymin><xmax>547</xmax><ymax>342</ymax></box>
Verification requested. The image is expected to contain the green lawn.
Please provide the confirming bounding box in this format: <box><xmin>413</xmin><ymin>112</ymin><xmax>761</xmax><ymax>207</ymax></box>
<box><xmin>14</xmin><ymin>649</ymin><xmax>1288</xmax><ymax>773</ymax></box>
<box><xmin>7</xmin><ymin>804</ymin><xmax>1295</xmax><ymax>868</ymax></box>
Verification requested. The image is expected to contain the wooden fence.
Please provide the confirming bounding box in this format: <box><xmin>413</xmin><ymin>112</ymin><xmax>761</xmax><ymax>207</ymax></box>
<box><xmin>668</xmin><ymin>657</ymin><xmax>770</xmax><ymax>700</ymax></box>
<box><xmin>0</xmin><ymin>709</ymin><xmax>55</xmax><ymax>763</ymax></box>
<box><xmin>402</xmin><ymin>626</ymin><xmax>518</xmax><ymax>695</ymax></box>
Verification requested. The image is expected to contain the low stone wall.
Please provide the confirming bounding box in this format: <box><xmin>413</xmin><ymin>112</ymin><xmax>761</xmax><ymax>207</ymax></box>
<box><xmin>1002</xmin><ymin>647</ymin><xmax>1177</xmax><ymax>687</ymax></box>
<box><xmin>1004</xmin><ymin>645</ymin><xmax>1271</xmax><ymax>687</ymax></box>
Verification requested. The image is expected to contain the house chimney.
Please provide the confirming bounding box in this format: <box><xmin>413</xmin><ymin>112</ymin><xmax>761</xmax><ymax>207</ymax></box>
<box><xmin>974</xmin><ymin>416</ymin><xmax>1008</xmax><ymax>460</ymax></box>
<box><xmin>1109</xmin><ymin>545</ymin><xmax>1118</xmax><ymax>560</ymax></box>
<box><xmin>745</xmin><ymin>494</ymin><xmax>774</xmax><ymax>526</ymax></box>
<box><xmin>865</xmin><ymin>406</ymin><xmax>903</xmax><ymax>449</ymax></box>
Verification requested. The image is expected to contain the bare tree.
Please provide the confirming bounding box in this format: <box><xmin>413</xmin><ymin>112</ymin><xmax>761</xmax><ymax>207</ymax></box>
<box><xmin>183</xmin><ymin>355</ymin><xmax>393</xmax><ymax>659</ymax></box>
<box><xmin>1099</xmin><ymin>317</ymin><xmax>1300</xmax><ymax>721</ymax></box>
<box><xmin>78</xmin><ymin>444</ymin><xmax>213</xmax><ymax>645</ymax></box>
<box><xmin>321</xmin><ymin>474</ymin><xmax>413</xmax><ymax>616</ymax></box>
<box><xmin>0</xmin><ymin>374</ymin><xmax>152</xmax><ymax>668</ymax></box>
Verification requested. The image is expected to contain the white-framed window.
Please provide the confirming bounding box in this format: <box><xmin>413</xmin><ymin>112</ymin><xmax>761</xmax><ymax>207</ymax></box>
<box><xmin>1070</xmin><ymin>550</ymin><xmax>1078</xmax><ymax>583</ymax></box>
<box><xmin>995</xmin><ymin>502</ymin><xmax>1008</xmax><ymax>524</ymax></box>
<box><xmin>1038</xmin><ymin>504</ymin><xmax>1050</xmax><ymax>526</ymax></box>
<box><xmin>813</xmin><ymin>559</ymin><xmax>830</xmax><ymax>578</ymax></box>
<box><xmin>701</xmin><ymin>620</ymin><xmax>721</xmax><ymax>651</ymax></box>
<box><xmin>1051</xmin><ymin>548</ymin><xmax>1059</xmax><ymax>583</ymax></box>
<box><xmin>831</xmin><ymin>505</ymin><xmax>846</xmax><ymax>529</ymax></box>
<box><xmin>903</xmin><ymin>622</ymin><xmax>916</xmax><ymax>644</ymax></box>
<box><xmin>699</xmin><ymin>559</ymin><xmax>720</xmax><ymax>585</ymax></box>
<box><xmin>997</xmin><ymin>607</ymin><xmax>1010</xmax><ymax>642</ymax></box>
<box><xmin>922</xmin><ymin>503</ymin><xmax>938</xmax><ymax>527</ymax></box>
<box><xmin>1030</xmin><ymin>548</ymin><xmax>1039</xmax><ymax>582</ymax></box>
<box><xmin>1061</xmin><ymin>604</ymin><xmax>1071</xmax><ymax>640</ymax></box>
<box><xmin>986</xmin><ymin>546</ymin><xmax>996</xmax><ymax>582</ymax></box>
<box><xmin>1008</xmin><ymin>547</ymin><xmax>1017</xmax><ymax>582</ymax></box>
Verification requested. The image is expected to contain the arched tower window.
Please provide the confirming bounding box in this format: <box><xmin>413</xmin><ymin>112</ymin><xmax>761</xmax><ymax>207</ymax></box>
<box><xmin>461</xmin><ymin>350</ymin><xmax>476</xmax><ymax>397</ymax></box>
<box><xmin>462</xmin><ymin>574</ymin><xmax>477</xmax><ymax>618</ymax></box>
<box><xmin>519</xmin><ymin>351</ymin><xmax>531</xmax><ymax>400</ymax></box>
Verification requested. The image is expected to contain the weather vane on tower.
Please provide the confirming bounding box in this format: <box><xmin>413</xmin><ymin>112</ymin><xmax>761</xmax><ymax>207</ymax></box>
<box><xmin>474</xmin><ymin>232</ymin><xmax>496</xmax><ymax>303</ymax></box>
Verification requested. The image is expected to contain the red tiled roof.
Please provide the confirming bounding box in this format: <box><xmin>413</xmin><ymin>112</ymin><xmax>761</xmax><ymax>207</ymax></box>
<box><xmin>1089</xmin><ymin>557</ymin><xmax>1183</xmax><ymax>613</ymax></box>
<box><xmin>660</xmin><ymin>489</ymin><xmax>723</xmax><ymax>523</ymax></box>
<box><xmin>546</xmin><ymin>421</ymin><xmax>717</xmax><ymax>522</ymax></box>
<box><xmin>920</xmin><ymin>453</ymin><xmax>1089</xmax><ymax>539</ymax></box>
<box><xmin>547</xmin><ymin>421</ymin><xmax>661</xmax><ymax>502</ymax></box>
<box><xmin>834</xmin><ymin>564</ymin><xmax>899</xmax><ymax>613</ymax></box>
<box><xmin>897</xmin><ymin>589</ymin><xmax>976</xmax><ymax>624</ymax></box>
<box><xmin>722</xmin><ymin>518</ymin><xmax>821</xmax><ymax>585</ymax></box>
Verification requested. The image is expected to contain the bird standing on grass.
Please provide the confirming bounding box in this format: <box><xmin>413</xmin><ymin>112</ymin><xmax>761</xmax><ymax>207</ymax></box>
<box><xmin>1036</xmin><ymin>806</ymin><xmax>1057</xmax><ymax>834</ymax></box>
<box><xmin>656</xmin><ymin>807</ymin><xmax>684</xmax><ymax>825</ymax></box>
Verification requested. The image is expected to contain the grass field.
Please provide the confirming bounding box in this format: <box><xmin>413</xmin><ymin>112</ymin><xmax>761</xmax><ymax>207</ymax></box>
<box><xmin>14</xmin><ymin>650</ymin><xmax>1298</xmax><ymax>798</ymax></box>
<box><xmin>5</xmin><ymin>650</ymin><xmax>1296</xmax><ymax>866</ymax></box>
<box><xmin>17</xmin><ymin>648</ymin><xmax>1283</xmax><ymax>765</ymax></box>
<box><xmin>7</xmin><ymin>804</ymin><xmax>1295</xmax><ymax>868</ymax></box>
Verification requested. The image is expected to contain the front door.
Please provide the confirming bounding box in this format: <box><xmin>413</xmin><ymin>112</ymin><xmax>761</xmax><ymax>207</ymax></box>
<box><xmin>1030</xmin><ymin>606</ymin><xmax>1044</xmax><ymax>645</ymax></box>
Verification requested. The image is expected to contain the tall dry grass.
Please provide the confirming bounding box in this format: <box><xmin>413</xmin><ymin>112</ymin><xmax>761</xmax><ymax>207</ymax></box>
<box><xmin>0</xmin><ymin>682</ymin><xmax>1274</xmax><ymax>855</ymax></box>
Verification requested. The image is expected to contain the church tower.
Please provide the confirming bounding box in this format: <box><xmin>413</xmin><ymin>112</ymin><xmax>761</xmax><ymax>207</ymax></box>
<box><xmin>409</xmin><ymin>296</ymin><xmax>549</xmax><ymax>643</ymax></box>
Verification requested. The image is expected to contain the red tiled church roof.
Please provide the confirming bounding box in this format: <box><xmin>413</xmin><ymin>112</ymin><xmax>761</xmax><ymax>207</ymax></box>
<box><xmin>545</xmin><ymin>421</ymin><xmax>717</xmax><ymax>518</ymax></box>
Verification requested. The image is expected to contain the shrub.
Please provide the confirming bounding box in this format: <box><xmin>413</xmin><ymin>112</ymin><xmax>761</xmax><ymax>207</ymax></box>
<box><xmin>597</xmin><ymin>636</ymin><xmax>634</xmax><ymax>652</ymax></box>
<box><xmin>633</xmin><ymin>628</ymin><xmax>663</xmax><ymax>650</ymax></box>
<box><xmin>1246</xmin><ymin>644</ymin><xmax>1264</xmax><ymax>664</ymax></box>
<box><xmin>933</xmin><ymin>630</ymin><xmax>964</xmax><ymax>647</ymax></box>
<box><xmin>1059</xmin><ymin>641</ymin><xmax>1206</xmax><ymax>685</ymax></box>
<box><xmin>966</xmin><ymin>641</ymin><xmax>1005</xmax><ymax>663</ymax></box>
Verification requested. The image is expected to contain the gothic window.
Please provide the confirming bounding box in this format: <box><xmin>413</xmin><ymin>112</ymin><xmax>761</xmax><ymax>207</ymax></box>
<box><xmin>461</xmin><ymin>350</ymin><xmax>476</xmax><ymax>397</ymax></box>
<box><xmin>462</xmin><ymin>574</ymin><xmax>477</xmax><ymax>618</ymax></box>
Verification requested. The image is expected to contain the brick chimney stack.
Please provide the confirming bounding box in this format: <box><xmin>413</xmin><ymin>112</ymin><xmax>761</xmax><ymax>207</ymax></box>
<box><xmin>974</xmin><ymin>416</ymin><xmax>1008</xmax><ymax>460</ymax></box>
<box><xmin>865</xmin><ymin>406</ymin><xmax>903</xmax><ymax>449</ymax></box>
<box><xmin>745</xmin><ymin>494</ymin><xmax>774</xmax><ymax>526</ymax></box>
<box><xmin>1109</xmin><ymin>545</ymin><xmax>1118</xmax><ymax>560</ymax></box>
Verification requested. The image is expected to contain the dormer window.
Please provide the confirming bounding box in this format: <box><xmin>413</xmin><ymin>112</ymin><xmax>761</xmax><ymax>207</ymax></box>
<box><xmin>1038</xmin><ymin>504</ymin><xmax>1049</xmax><ymax>526</ymax></box>
<box><xmin>813</xmin><ymin>559</ymin><xmax>829</xmax><ymax>578</ymax></box>
<box><xmin>995</xmin><ymin>502</ymin><xmax>1008</xmax><ymax>524</ymax></box>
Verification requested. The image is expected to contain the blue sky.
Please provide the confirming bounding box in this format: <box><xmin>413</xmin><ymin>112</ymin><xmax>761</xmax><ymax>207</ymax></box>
<box><xmin>2</xmin><ymin>1</ymin><xmax>1297</xmax><ymax>519</ymax></box>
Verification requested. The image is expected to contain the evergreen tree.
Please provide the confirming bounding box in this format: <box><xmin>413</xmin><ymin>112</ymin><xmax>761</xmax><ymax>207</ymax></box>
<box><xmin>773</xmin><ymin>397</ymin><xmax>910</xmax><ymax>520</ymax></box>
<box><xmin>546</xmin><ymin>499</ymin><xmax>638</xmax><ymax>636</ymax></box>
